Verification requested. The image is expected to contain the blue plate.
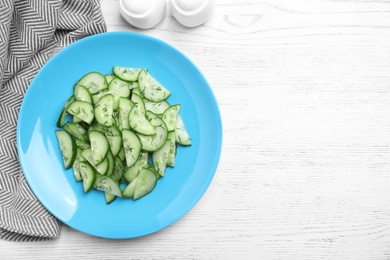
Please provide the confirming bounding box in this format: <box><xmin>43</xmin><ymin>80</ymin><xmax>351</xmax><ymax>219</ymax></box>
<box><xmin>17</xmin><ymin>32</ymin><xmax>222</xmax><ymax>239</ymax></box>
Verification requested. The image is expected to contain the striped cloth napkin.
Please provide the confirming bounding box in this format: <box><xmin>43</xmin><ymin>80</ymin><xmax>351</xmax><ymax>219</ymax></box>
<box><xmin>0</xmin><ymin>0</ymin><xmax>106</xmax><ymax>241</ymax></box>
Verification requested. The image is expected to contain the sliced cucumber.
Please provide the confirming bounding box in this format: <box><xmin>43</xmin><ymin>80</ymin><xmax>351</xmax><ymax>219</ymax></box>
<box><xmin>108</xmin><ymin>77</ymin><xmax>131</xmax><ymax>110</ymax></box>
<box><xmin>111</xmin><ymin>156</ymin><xmax>124</xmax><ymax>182</ymax></box>
<box><xmin>113</xmin><ymin>66</ymin><xmax>142</xmax><ymax>82</ymax></box>
<box><xmin>118</xmin><ymin>97</ymin><xmax>134</xmax><ymax>130</ymax></box>
<box><xmin>93</xmin><ymin>156</ymin><xmax>110</xmax><ymax>176</ymax></box>
<box><xmin>108</xmin><ymin>77</ymin><xmax>132</xmax><ymax>93</ymax></box>
<box><xmin>72</xmin><ymin>115</ymin><xmax>83</xmax><ymax>123</ymax></box>
<box><xmin>104</xmin><ymin>74</ymin><xmax>115</xmax><ymax>84</ymax></box>
<box><xmin>55</xmin><ymin>67</ymin><xmax>192</xmax><ymax>203</ymax></box>
<box><xmin>138</xmin><ymin>69</ymin><xmax>170</xmax><ymax>102</ymax></box>
<box><xmin>152</xmin><ymin>140</ymin><xmax>171</xmax><ymax>177</ymax></box>
<box><xmin>91</xmin><ymin>89</ymin><xmax>110</xmax><ymax>105</ymax></box>
<box><xmin>162</xmin><ymin>104</ymin><xmax>180</xmax><ymax>131</ymax></box>
<box><xmin>129</xmin><ymin>106</ymin><xmax>156</xmax><ymax>136</ymax></box>
<box><xmin>72</xmin><ymin>148</ymin><xmax>84</xmax><ymax>182</ymax></box>
<box><xmin>74</xmin><ymin>84</ymin><xmax>92</xmax><ymax>104</ymax></box>
<box><xmin>122</xmin><ymin>177</ymin><xmax>138</xmax><ymax>198</ymax></box>
<box><xmin>77</xmin><ymin>72</ymin><xmax>108</xmax><ymax>94</ymax></box>
<box><xmin>78</xmin><ymin>161</ymin><xmax>96</xmax><ymax>192</ymax></box>
<box><xmin>90</xmin><ymin>123</ymin><xmax>123</xmax><ymax>158</ymax></box>
<box><xmin>133</xmin><ymin>168</ymin><xmax>157</xmax><ymax>200</ymax></box>
<box><xmin>144</xmin><ymin>99</ymin><xmax>170</xmax><ymax>115</ymax></box>
<box><xmin>123</xmin><ymin>162</ymin><xmax>140</xmax><ymax>184</ymax></box>
<box><xmin>123</xmin><ymin>152</ymin><xmax>148</xmax><ymax>183</ymax></box>
<box><xmin>131</xmin><ymin>87</ymin><xmax>144</xmax><ymax>98</ymax></box>
<box><xmin>94</xmin><ymin>175</ymin><xmax>122</xmax><ymax>197</ymax></box>
<box><xmin>137</xmin><ymin>111</ymin><xmax>168</xmax><ymax>152</ymax></box>
<box><xmin>57</xmin><ymin>95</ymin><xmax>75</xmax><ymax>127</ymax></box>
<box><xmin>117</xmin><ymin>145</ymin><xmax>125</xmax><ymax>162</ymax></box>
<box><xmin>81</xmin><ymin>148</ymin><xmax>109</xmax><ymax>176</ymax></box>
<box><xmin>66</xmin><ymin>100</ymin><xmax>94</xmax><ymax>124</ymax></box>
<box><xmin>63</xmin><ymin>122</ymin><xmax>88</xmax><ymax>142</ymax></box>
<box><xmin>75</xmin><ymin>139</ymin><xmax>90</xmax><ymax>150</ymax></box>
<box><xmin>130</xmin><ymin>93</ymin><xmax>146</xmax><ymax>114</ymax></box>
<box><xmin>122</xmin><ymin>129</ymin><xmax>142</xmax><ymax>167</ymax></box>
<box><xmin>106</xmin><ymin>150</ymin><xmax>115</xmax><ymax>177</ymax></box>
<box><xmin>94</xmin><ymin>94</ymin><xmax>114</xmax><ymax>127</ymax></box>
<box><xmin>175</xmin><ymin>115</ymin><xmax>191</xmax><ymax>146</ymax></box>
<box><xmin>89</xmin><ymin>130</ymin><xmax>109</xmax><ymax>165</ymax></box>
<box><xmin>55</xmin><ymin>130</ymin><xmax>77</xmax><ymax>170</ymax></box>
<box><xmin>166</xmin><ymin>131</ymin><xmax>177</xmax><ymax>167</ymax></box>
<box><xmin>104</xmin><ymin>191</ymin><xmax>116</xmax><ymax>204</ymax></box>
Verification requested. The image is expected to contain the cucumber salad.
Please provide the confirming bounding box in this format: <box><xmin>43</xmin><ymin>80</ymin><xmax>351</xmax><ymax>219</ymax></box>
<box><xmin>55</xmin><ymin>66</ymin><xmax>191</xmax><ymax>204</ymax></box>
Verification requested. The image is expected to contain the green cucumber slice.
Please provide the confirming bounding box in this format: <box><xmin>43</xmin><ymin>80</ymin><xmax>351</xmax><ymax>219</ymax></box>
<box><xmin>105</xmin><ymin>192</ymin><xmax>116</xmax><ymax>204</ymax></box>
<box><xmin>138</xmin><ymin>69</ymin><xmax>170</xmax><ymax>102</ymax></box>
<box><xmin>78</xmin><ymin>161</ymin><xmax>96</xmax><ymax>193</ymax></box>
<box><xmin>57</xmin><ymin>95</ymin><xmax>75</xmax><ymax>128</ymax></box>
<box><xmin>108</xmin><ymin>77</ymin><xmax>131</xmax><ymax>110</ymax></box>
<box><xmin>118</xmin><ymin>97</ymin><xmax>134</xmax><ymax>130</ymax></box>
<box><xmin>162</xmin><ymin>104</ymin><xmax>180</xmax><ymax>131</ymax></box>
<box><xmin>74</xmin><ymin>84</ymin><xmax>92</xmax><ymax>104</ymax></box>
<box><xmin>152</xmin><ymin>140</ymin><xmax>171</xmax><ymax>177</ymax></box>
<box><xmin>90</xmin><ymin>123</ymin><xmax>123</xmax><ymax>158</ymax></box>
<box><xmin>75</xmin><ymin>139</ymin><xmax>90</xmax><ymax>150</ymax></box>
<box><xmin>72</xmin><ymin>148</ymin><xmax>84</xmax><ymax>182</ymax></box>
<box><xmin>117</xmin><ymin>145</ymin><xmax>125</xmax><ymax>162</ymax></box>
<box><xmin>123</xmin><ymin>152</ymin><xmax>148</xmax><ymax>183</ymax></box>
<box><xmin>94</xmin><ymin>175</ymin><xmax>122</xmax><ymax>197</ymax></box>
<box><xmin>77</xmin><ymin>72</ymin><xmax>108</xmax><ymax>94</ymax></box>
<box><xmin>113</xmin><ymin>66</ymin><xmax>142</xmax><ymax>82</ymax></box>
<box><xmin>106</xmin><ymin>150</ymin><xmax>115</xmax><ymax>177</ymax></box>
<box><xmin>72</xmin><ymin>115</ymin><xmax>82</xmax><ymax>123</ymax></box>
<box><xmin>175</xmin><ymin>115</ymin><xmax>191</xmax><ymax>146</ymax></box>
<box><xmin>166</xmin><ymin>131</ymin><xmax>177</xmax><ymax>167</ymax></box>
<box><xmin>104</xmin><ymin>74</ymin><xmax>115</xmax><ymax>84</ymax></box>
<box><xmin>133</xmin><ymin>168</ymin><xmax>157</xmax><ymax>200</ymax></box>
<box><xmin>89</xmin><ymin>130</ymin><xmax>109</xmax><ymax>165</ymax></box>
<box><xmin>144</xmin><ymin>99</ymin><xmax>170</xmax><ymax>115</ymax></box>
<box><xmin>91</xmin><ymin>89</ymin><xmax>109</xmax><ymax>105</ymax></box>
<box><xmin>130</xmin><ymin>93</ymin><xmax>146</xmax><ymax>114</ymax></box>
<box><xmin>111</xmin><ymin>156</ymin><xmax>124</xmax><ymax>182</ymax></box>
<box><xmin>137</xmin><ymin>111</ymin><xmax>168</xmax><ymax>152</ymax></box>
<box><xmin>104</xmin><ymin>191</ymin><xmax>116</xmax><ymax>204</ymax></box>
<box><xmin>122</xmin><ymin>129</ymin><xmax>142</xmax><ymax>167</ymax></box>
<box><xmin>63</xmin><ymin>122</ymin><xmax>88</xmax><ymax>142</ymax></box>
<box><xmin>66</xmin><ymin>100</ymin><xmax>94</xmax><ymax>124</ymax></box>
<box><xmin>122</xmin><ymin>177</ymin><xmax>138</xmax><ymax>198</ymax></box>
<box><xmin>129</xmin><ymin>106</ymin><xmax>156</xmax><ymax>136</ymax></box>
<box><xmin>94</xmin><ymin>94</ymin><xmax>114</xmax><ymax>127</ymax></box>
<box><xmin>81</xmin><ymin>148</ymin><xmax>109</xmax><ymax>176</ymax></box>
<box><xmin>55</xmin><ymin>130</ymin><xmax>77</xmax><ymax>170</ymax></box>
<box><xmin>94</xmin><ymin>156</ymin><xmax>110</xmax><ymax>176</ymax></box>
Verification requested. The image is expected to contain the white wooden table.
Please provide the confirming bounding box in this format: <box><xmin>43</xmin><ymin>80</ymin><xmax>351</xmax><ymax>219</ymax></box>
<box><xmin>2</xmin><ymin>0</ymin><xmax>390</xmax><ymax>259</ymax></box>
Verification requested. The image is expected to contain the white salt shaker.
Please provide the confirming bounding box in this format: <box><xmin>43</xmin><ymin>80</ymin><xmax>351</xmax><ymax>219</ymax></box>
<box><xmin>119</xmin><ymin>0</ymin><xmax>166</xmax><ymax>29</ymax></box>
<box><xmin>169</xmin><ymin>0</ymin><xmax>215</xmax><ymax>27</ymax></box>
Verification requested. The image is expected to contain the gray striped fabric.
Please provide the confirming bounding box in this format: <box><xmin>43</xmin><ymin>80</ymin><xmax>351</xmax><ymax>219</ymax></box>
<box><xmin>0</xmin><ymin>0</ymin><xmax>106</xmax><ymax>241</ymax></box>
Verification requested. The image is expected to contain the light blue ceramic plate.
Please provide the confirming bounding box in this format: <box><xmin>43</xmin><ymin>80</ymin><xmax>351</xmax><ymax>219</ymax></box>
<box><xmin>17</xmin><ymin>32</ymin><xmax>222</xmax><ymax>239</ymax></box>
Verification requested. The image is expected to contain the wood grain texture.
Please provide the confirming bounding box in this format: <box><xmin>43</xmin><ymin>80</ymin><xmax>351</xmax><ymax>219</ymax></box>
<box><xmin>2</xmin><ymin>0</ymin><xmax>390</xmax><ymax>259</ymax></box>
